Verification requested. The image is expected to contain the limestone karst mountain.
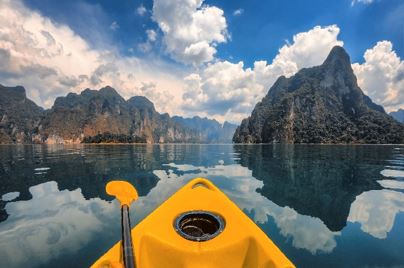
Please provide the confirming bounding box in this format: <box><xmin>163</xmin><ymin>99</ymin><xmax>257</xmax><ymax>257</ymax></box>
<box><xmin>233</xmin><ymin>46</ymin><xmax>404</xmax><ymax>144</ymax></box>
<box><xmin>0</xmin><ymin>85</ymin><xmax>235</xmax><ymax>144</ymax></box>
<box><xmin>0</xmin><ymin>85</ymin><xmax>43</xmax><ymax>143</ymax></box>
<box><xmin>38</xmin><ymin>86</ymin><xmax>199</xmax><ymax>144</ymax></box>
<box><xmin>172</xmin><ymin>116</ymin><xmax>237</xmax><ymax>143</ymax></box>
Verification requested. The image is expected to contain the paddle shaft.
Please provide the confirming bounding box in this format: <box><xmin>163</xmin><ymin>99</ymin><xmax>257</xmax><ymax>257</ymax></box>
<box><xmin>121</xmin><ymin>204</ymin><xmax>136</xmax><ymax>268</ymax></box>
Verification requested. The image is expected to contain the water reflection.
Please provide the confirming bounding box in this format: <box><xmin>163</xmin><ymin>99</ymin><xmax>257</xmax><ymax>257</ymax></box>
<box><xmin>233</xmin><ymin>145</ymin><xmax>390</xmax><ymax>232</ymax></box>
<box><xmin>378</xmin><ymin>179</ymin><xmax>404</xmax><ymax>190</ymax></box>
<box><xmin>0</xmin><ymin>144</ymin><xmax>403</xmax><ymax>267</ymax></box>
<box><xmin>348</xmin><ymin>189</ymin><xmax>404</xmax><ymax>239</ymax></box>
<box><xmin>0</xmin><ymin>181</ymin><xmax>119</xmax><ymax>268</ymax></box>
<box><xmin>0</xmin><ymin>145</ymin><xmax>163</xmax><ymax>204</ymax></box>
<box><xmin>1</xmin><ymin>144</ymin><xmax>233</xmax><ymax>222</ymax></box>
<box><xmin>1</xmin><ymin>192</ymin><xmax>20</xmax><ymax>202</ymax></box>
<box><xmin>347</xmin><ymin>147</ymin><xmax>404</xmax><ymax>239</ymax></box>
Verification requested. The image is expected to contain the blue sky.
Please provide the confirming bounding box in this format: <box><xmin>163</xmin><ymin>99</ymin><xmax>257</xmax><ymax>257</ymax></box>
<box><xmin>24</xmin><ymin>0</ymin><xmax>403</xmax><ymax>65</ymax></box>
<box><xmin>0</xmin><ymin>0</ymin><xmax>403</xmax><ymax>122</ymax></box>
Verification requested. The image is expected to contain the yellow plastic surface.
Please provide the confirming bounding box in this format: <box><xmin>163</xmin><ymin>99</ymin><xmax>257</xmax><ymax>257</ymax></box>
<box><xmin>106</xmin><ymin>181</ymin><xmax>138</xmax><ymax>207</ymax></box>
<box><xmin>92</xmin><ymin>178</ymin><xmax>295</xmax><ymax>268</ymax></box>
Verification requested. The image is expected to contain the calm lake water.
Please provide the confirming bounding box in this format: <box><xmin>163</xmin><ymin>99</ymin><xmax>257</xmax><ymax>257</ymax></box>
<box><xmin>0</xmin><ymin>144</ymin><xmax>404</xmax><ymax>268</ymax></box>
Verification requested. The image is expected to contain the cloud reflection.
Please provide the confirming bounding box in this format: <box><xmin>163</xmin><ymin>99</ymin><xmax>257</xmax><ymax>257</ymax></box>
<box><xmin>2</xmin><ymin>160</ymin><xmax>403</xmax><ymax>266</ymax></box>
<box><xmin>0</xmin><ymin>181</ymin><xmax>118</xmax><ymax>267</ymax></box>
<box><xmin>348</xmin><ymin>189</ymin><xmax>404</xmax><ymax>239</ymax></box>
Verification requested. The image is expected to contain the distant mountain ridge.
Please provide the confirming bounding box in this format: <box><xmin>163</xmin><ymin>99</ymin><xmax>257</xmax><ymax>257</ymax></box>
<box><xmin>0</xmin><ymin>85</ymin><xmax>235</xmax><ymax>144</ymax></box>
<box><xmin>390</xmin><ymin>109</ymin><xmax>404</xmax><ymax>123</ymax></box>
<box><xmin>172</xmin><ymin>116</ymin><xmax>237</xmax><ymax>143</ymax></box>
<box><xmin>233</xmin><ymin>46</ymin><xmax>404</xmax><ymax>144</ymax></box>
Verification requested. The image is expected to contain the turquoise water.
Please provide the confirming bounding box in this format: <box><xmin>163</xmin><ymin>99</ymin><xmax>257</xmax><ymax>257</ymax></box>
<box><xmin>0</xmin><ymin>144</ymin><xmax>403</xmax><ymax>268</ymax></box>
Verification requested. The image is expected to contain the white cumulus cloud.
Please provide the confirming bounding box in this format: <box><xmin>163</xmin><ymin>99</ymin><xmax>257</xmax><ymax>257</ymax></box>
<box><xmin>181</xmin><ymin>25</ymin><xmax>344</xmax><ymax>122</ymax></box>
<box><xmin>152</xmin><ymin>0</ymin><xmax>228</xmax><ymax>65</ymax></box>
<box><xmin>0</xmin><ymin>0</ymin><xmax>185</xmax><ymax>115</ymax></box>
<box><xmin>1</xmin><ymin>0</ymin><xmax>401</xmax><ymax>124</ymax></box>
<box><xmin>181</xmin><ymin>23</ymin><xmax>403</xmax><ymax>122</ymax></box>
<box><xmin>352</xmin><ymin>41</ymin><xmax>404</xmax><ymax>112</ymax></box>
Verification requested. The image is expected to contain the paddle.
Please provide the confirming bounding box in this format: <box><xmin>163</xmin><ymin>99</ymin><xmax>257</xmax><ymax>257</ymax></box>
<box><xmin>106</xmin><ymin>181</ymin><xmax>138</xmax><ymax>268</ymax></box>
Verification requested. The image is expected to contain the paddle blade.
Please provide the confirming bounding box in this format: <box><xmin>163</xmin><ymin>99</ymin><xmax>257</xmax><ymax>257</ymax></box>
<box><xmin>106</xmin><ymin>181</ymin><xmax>138</xmax><ymax>207</ymax></box>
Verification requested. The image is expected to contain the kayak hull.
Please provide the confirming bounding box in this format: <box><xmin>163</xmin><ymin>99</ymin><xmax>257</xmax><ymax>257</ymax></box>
<box><xmin>92</xmin><ymin>178</ymin><xmax>295</xmax><ymax>268</ymax></box>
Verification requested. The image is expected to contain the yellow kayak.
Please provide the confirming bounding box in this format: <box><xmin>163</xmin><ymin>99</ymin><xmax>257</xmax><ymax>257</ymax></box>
<box><xmin>92</xmin><ymin>178</ymin><xmax>295</xmax><ymax>268</ymax></box>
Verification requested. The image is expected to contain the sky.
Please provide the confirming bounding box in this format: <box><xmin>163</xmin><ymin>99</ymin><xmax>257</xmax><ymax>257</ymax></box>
<box><xmin>0</xmin><ymin>0</ymin><xmax>403</xmax><ymax>123</ymax></box>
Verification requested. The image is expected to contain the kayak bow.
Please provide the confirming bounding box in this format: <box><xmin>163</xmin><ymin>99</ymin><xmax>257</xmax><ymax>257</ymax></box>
<box><xmin>92</xmin><ymin>178</ymin><xmax>295</xmax><ymax>268</ymax></box>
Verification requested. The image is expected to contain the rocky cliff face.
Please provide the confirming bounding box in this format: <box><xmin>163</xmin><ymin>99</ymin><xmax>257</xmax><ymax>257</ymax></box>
<box><xmin>233</xmin><ymin>46</ymin><xmax>404</xmax><ymax>144</ymax></box>
<box><xmin>0</xmin><ymin>85</ymin><xmax>44</xmax><ymax>143</ymax></box>
<box><xmin>390</xmin><ymin>109</ymin><xmax>404</xmax><ymax>123</ymax></box>
<box><xmin>172</xmin><ymin>116</ymin><xmax>237</xmax><ymax>143</ymax></box>
<box><xmin>0</xmin><ymin>85</ymin><xmax>226</xmax><ymax>144</ymax></box>
<box><xmin>38</xmin><ymin>86</ymin><xmax>199</xmax><ymax>144</ymax></box>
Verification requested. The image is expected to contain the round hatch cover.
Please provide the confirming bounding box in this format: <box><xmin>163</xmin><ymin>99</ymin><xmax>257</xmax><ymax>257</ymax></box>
<box><xmin>174</xmin><ymin>211</ymin><xmax>225</xmax><ymax>242</ymax></box>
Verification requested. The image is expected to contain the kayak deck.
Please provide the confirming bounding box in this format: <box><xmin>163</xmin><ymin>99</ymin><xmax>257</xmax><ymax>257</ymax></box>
<box><xmin>92</xmin><ymin>178</ymin><xmax>295</xmax><ymax>268</ymax></box>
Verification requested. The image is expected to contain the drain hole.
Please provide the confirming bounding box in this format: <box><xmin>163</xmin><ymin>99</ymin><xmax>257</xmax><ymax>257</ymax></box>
<box><xmin>175</xmin><ymin>211</ymin><xmax>224</xmax><ymax>242</ymax></box>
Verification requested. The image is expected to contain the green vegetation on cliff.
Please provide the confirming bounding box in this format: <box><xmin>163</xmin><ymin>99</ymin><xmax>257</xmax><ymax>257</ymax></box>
<box><xmin>233</xmin><ymin>46</ymin><xmax>404</xmax><ymax>144</ymax></box>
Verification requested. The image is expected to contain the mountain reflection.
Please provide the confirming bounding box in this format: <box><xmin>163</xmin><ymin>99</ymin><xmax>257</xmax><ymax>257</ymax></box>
<box><xmin>233</xmin><ymin>145</ymin><xmax>395</xmax><ymax>232</ymax></box>
<box><xmin>348</xmin><ymin>147</ymin><xmax>404</xmax><ymax>239</ymax></box>
<box><xmin>0</xmin><ymin>145</ymin><xmax>235</xmax><ymax>223</ymax></box>
<box><xmin>0</xmin><ymin>145</ymin><xmax>160</xmax><ymax>222</ymax></box>
<box><xmin>1</xmin><ymin>144</ymin><xmax>404</xmax><ymax>267</ymax></box>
